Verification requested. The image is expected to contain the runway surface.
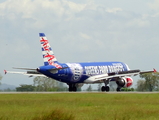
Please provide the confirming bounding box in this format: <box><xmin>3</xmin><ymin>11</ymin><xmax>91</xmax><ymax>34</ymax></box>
<box><xmin>0</xmin><ymin>92</ymin><xmax>159</xmax><ymax>94</ymax></box>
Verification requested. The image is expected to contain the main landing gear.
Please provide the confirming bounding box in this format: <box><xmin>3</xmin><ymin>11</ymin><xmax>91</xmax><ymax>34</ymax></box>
<box><xmin>101</xmin><ymin>79</ymin><xmax>110</xmax><ymax>92</ymax></box>
<box><xmin>116</xmin><ymin>87</ymin><xmax>121</xmax><ymax>92</ymax></box>
<box><xmin>101</xmin><ymin>86</ymin><xmax>110</xmax><ymax>92</ymax></box>
<box><xmin>68</xmin><ymin>83</ymin><xmax>77</xmax><ymax>92</ymax></box>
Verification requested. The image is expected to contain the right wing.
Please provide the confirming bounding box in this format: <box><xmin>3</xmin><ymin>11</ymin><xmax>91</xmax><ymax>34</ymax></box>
<box><xmin>85</xmin><ymin>69</ymin><xmax>157</xmax><ymax>83</ymax></box>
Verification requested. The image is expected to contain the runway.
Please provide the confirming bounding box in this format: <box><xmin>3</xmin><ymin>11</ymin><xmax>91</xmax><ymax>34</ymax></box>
<box><xmin>0</xmin><ymin>91</ymin><xmax>159</xmax><ymax>94</ymax></box>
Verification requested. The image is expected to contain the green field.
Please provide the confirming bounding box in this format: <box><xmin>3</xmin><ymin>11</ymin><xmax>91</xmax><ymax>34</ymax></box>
<box><xmin>0</xmin><ymin>93</ymin><xmax>159</xmax><ymax>120</ymax></box>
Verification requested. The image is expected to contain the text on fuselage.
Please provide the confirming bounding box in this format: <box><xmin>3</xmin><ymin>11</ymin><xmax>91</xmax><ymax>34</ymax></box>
<box><xmin>85</xmin><ymin>63</ymin><xmax>124</xmax><ymax>75</ymax></box>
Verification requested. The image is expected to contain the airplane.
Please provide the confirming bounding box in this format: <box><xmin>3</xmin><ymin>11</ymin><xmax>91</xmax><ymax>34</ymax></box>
<box><xmin>4</xmin><ymin>33</ymin><xmax>157</xmax><ymax>92</ymax></box>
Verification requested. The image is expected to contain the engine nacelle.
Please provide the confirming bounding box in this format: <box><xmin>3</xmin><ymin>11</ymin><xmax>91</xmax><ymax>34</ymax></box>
<box><xmin>116</xmin><ymin>77</ymin><xmax>133</xmax><ymax>88</ymax></box>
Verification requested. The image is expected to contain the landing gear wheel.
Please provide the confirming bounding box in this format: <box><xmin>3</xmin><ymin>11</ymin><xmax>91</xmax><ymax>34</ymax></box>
<box><xmin>105</xmin><ymin>86</ymin><xmax>110</xmax><ymax>92</ymax></box>
<box><xmin>116</xmin><ymin>88</ymin><xmax>120</xmax><ymax>91</ymax></box>
<box><xmin>68</xmin><ymin>84</ymin><xmax>77</xmax><ymax>92</ymax></box>
<box><xmin>72</xmin><ymin>87</ymin><xmax>77</xmax><ymax>92</ymax></box>
<box><xmin>101</xmin><ymin>86</ymin><xmax>106</xmax><ymax>92</ymax></box>
<box><xmin>68</xmin><ymin>87</ymin><xmax>72</xmax><ymax>92</ymax></box>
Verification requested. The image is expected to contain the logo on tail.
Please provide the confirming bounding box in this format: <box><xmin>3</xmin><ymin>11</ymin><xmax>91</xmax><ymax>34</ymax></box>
<box><xmin>39</xmin><ymin>33</ymin><xmax>62</xmax><ymax>68</ymax></box>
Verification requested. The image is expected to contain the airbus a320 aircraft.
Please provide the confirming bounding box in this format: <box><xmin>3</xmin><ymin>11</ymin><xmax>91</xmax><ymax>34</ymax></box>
<box><xmin>5</xmin><ymin>33</ymin><xmax>156</xmax><ymax>92</ymax></box>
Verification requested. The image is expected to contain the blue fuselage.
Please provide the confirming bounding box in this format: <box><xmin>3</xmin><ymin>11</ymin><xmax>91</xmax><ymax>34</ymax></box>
<box><xmin>38</xmin><ymin>61</ymin><xmax>129</xmax><ymax>84</ymax></box>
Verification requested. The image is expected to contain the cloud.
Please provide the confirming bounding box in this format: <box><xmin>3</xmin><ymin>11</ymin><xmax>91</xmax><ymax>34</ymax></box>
<box><xmin>0</xmin><ymin>0</ymin><xmax>88</xmax><ymax>29</ymax></box>
<box><xmin>79</xmin><ymin>32</ymin><xmax>91</xmax><ymax>39</ymax></box>
<box><xmin>126</xmin><ymin>18</ymin><xmax>150</xmax><ymax>27</ymax></box>
<box><xmin>0</xmin><ymin>0</ymin><xmax>156</xmax><ymax>60</ymax></box>
<box><xmin>147</xmin><ymin>0</ymin><xmax>159</xmax><ymax>17</ymax></box>
<box><xmin>106</xmin><ymin>8</ymin><xmax>122</xmax><ymax>14</ymax></box>
<box><xmin>148</xmin><ymin>0</ymin><xmax>159</xmax><ymax>11</ymax></box>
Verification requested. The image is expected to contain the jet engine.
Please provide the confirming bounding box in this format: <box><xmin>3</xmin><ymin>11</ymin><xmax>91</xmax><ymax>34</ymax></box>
<box><xmin>116</xmin><ymin>77</ymin><xmax>133</xmax><ymax>88</ymax></box>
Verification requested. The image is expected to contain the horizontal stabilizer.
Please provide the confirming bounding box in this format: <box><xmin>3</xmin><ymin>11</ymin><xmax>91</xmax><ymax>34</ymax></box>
<box><xmin>13</xmin><ymin>67</ymin><xmax>37</xmax><ymax>70</ymax></box>
<box><xmin>4</xmin><ymin>70</ymin><xmax>45</xmax><ymax>77</ymax></box>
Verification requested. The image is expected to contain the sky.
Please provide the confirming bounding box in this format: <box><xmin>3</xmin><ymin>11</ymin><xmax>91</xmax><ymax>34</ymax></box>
<box><xmin>0</xmin><ymin>0</ymin><xmax>159</xmax><ymax>89</ymax></box>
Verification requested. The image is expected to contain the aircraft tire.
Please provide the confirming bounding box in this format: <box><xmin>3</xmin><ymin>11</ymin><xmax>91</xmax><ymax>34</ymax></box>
<box><xmin>101</xmin><ymin>86</ymin><xmax>106</xmax><ymax>92</ymax></box>
<box><xmin>68</xmin><ymin>87</ymin><xmax>72</xmax><ymax>92</ymax></box>
<box><xmin>105</xmin><ymin>86</ymin><xmax>110</xmax><ymax>92</ymax></box>
<box><xmin>72</xmin><ymin>87</ymin><xmax>77</xmax><ymax>92</ymax></box>
<box><xmin>116</xmin><ymin>88</ymin><xmax>121</xmax><ymax>92</ymax></box>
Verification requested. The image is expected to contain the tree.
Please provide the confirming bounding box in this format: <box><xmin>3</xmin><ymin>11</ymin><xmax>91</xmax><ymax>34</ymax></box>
<box><xmin>139</xmin><ymin>72</ymin><xmax>159</xmax><ymax>91</ymax></box>
<box><xmin>136</xmin><ymin>80</ymin><xmax>146</xmax><ymax>91</ymax></box>
<box><xmin>97</xmin><ymin>83</ymin><xmax>102</xmax><ymax>91</ymax></box>
<box><xmin>56</xmin><ymin>82</ymin><xmax>68</xmax><ymax>91</ymax></box>
<box><xmin>86</xmin><ymin>85</ymin><xmax>92</xmax><ymax>91</ymax></box>
<box><xmin>16</xmin><ymin>84</ymin><xmax>36</xmax><ymax>91</ymax></box>
<box><xmin>33</xmin><ymin>77</ymin><xmax>67</xmax><ymax>91</ymax></box>
<box><xmin>4</xmin><ymin>88</ymin><xmax>12</xmax><ymax>92</ymax></box>
<box><xmin>33</xmin><ymin>77</ymin><xmax>58</xmax><ymax>91</ymax></box>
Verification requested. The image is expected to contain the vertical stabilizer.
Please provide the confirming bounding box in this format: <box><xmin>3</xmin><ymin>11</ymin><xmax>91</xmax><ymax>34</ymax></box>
<box><xmin>39</xmin><ymin>33</ymin><xmax>62</xmax><ymax>68</ymax></box>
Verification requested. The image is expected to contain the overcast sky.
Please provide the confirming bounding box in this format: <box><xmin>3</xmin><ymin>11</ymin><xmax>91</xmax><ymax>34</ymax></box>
<box><xmin>0</xmin><ymin>0</ymin><xmax>159</xmax><ymax>89</ymax></box>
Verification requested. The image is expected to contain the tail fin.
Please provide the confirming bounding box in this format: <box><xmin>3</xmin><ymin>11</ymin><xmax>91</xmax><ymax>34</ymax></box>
<box><xmin>39</xmin><ymin>33</ymin><xmax>62</xmax><ymax>68</ymax></box>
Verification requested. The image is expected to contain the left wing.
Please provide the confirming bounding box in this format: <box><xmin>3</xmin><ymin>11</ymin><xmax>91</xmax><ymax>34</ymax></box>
<box><xmin>85</xmin><ymin>69</ymin><xmax>157</xmax><ymax>83</ymax></box>
<box><xmin>4</xmin><ymin>70</ymin><xmax>45</xmax><ymax>77</ymax></box>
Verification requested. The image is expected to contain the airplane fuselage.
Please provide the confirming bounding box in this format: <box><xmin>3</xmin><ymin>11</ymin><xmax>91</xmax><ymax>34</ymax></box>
<box><xmin>38</xmin><ymin>61</ymin><xmax>129</xmax><ymax>84</ymax></box>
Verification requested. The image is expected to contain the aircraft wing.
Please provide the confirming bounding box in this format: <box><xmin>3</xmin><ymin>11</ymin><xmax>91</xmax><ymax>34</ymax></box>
<box><xmin>85</xmin><ymin>69</ymin><xmax>157</xmax><ymax>83</ymax></box>
<box><xmin>4</xmin><ymin>70</ymin><xmax>45</xmax><ymax>77</ymax></box>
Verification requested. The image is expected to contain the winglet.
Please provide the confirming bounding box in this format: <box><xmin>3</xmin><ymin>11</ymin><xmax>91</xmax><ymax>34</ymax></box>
<box><xmin>153</xmin><ymin>68</ymin><xmax>157</xmax><ymax>73</ymax></box>
<box><xmin>4</xmin><ymin>70</ymin><xmax>7</xmax><ymax>74</ymax></box>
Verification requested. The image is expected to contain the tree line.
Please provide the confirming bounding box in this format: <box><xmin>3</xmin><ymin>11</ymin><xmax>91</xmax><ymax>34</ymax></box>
<box><xmin>16</xmin><ymin>77</ymin><xmax>68</xmax><ymax>92</ymax></box>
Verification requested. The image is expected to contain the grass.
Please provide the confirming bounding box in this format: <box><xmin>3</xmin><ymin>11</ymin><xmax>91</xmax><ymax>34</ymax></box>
<box><xmin>0</xmin><ymin>93</ymin><xmax>159</xmax><ymax>120</ymax></box>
